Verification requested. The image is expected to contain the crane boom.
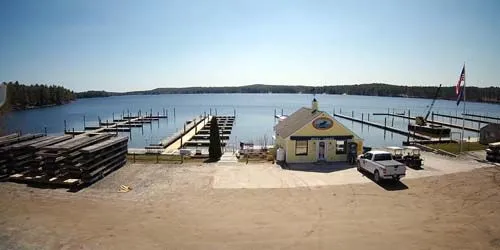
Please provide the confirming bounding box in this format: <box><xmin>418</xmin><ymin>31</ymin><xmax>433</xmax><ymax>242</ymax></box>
<box><xmin>423</xmin><ymin>84</ymin><xmax>442</xmax><ymax>121</ymax></box>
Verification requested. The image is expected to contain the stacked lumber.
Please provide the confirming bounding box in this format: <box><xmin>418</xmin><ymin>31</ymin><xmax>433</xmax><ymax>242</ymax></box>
<box><xmin>36</xmin><ymin>133</ymin><xmax>113</xmax><ymax>177</ymax></box>
<box><xmin>0</xmin><ymin>133</ymin><xmax>46</xmax><ymax>178</ymax></box>
<box><xmin>3</xmin><ymin>132</ymin><xmax>128</xmax><ymax>189</ymax></box>
<box><xmin>65</xmin><ymin>136</ymin><xmax>128</xmax><ymax>184</ymax></box>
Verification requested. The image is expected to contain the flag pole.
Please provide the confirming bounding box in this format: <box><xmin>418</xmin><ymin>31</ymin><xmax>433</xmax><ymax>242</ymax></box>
<box><xmin>460</xmin><ymin>63</ymin><xmax>466</xmax><ymax>154</ymax></box>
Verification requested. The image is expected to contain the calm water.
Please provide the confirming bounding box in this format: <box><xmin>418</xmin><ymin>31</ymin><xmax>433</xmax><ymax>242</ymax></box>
<box><xmin>3</xmin><ymin>94</ymin><xmax>500</xmax><ymax>148</ymax></box>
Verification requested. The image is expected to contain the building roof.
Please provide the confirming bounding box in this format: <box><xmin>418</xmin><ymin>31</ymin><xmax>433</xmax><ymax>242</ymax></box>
<box><xmin>274</xmin><ymin>107</ymin><xmax>323</xmax><ymax>138</ymax></box>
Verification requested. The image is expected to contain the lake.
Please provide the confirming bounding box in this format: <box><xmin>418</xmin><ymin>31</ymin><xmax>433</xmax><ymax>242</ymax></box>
<box><xmin>3</xmin><ymin>94</ymin><xmax>500</xmax><ymax>149</ymax></box>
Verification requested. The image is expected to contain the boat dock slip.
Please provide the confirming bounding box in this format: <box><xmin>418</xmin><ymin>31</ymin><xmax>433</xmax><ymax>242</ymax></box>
<box><xmin>432</xmin><ymin>113</ymin><xmax>491</xmax><ymax>124</ymax></box>
<box><xmin>184</xmin><ymin>116</ymin><xmax>235</xmax><ymax>148</ymax></box>
<box><xmin>162</xmin><ymin>116</ymin><xmax>212</xmax><ymax>153</ymax></box>
<box><xmin>334</xmin><ymin>113</ymin><xmax>431</xmax><ymax>140</ymax></box>
<box><xmin>373</xmin><ymin>113</ymin><xmax>480</xmax><ymax>132</ymax></box>
<box><xmin>463</xmin><ymin>113</ymin><xmax>500</xmax><ymax>122</ymax></box>
<box><xmin>65</xmin><ymin>115</ymin><xmax>167</xmax><ymax>136</ymax></box>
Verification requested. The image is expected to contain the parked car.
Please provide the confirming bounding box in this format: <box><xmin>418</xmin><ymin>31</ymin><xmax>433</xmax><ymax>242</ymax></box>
<box><xmin>357</xmin><ymin>150</ymin><xmax>406</xmax><ymax>183</ymax></box>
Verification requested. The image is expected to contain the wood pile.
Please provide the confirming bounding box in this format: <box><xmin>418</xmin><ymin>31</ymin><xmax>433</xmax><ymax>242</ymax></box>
<box><xmin>2</xmin><ymin>133</ymin><xmax>128</xmax><ymax>189</ymax></box>
<box><xmin>0</xmin><ymin>133</ymin><xmax>46</xmax><ymax>179</ymax></box>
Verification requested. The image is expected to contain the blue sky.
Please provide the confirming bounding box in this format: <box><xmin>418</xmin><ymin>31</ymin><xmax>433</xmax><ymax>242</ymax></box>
<box><xmin>1</xmin><ymin>0</ymin><xmax>499</xmax><ymax>92</ymax></box>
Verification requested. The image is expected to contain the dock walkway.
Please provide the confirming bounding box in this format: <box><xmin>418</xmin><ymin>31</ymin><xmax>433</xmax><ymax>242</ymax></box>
<box><xmin>163</xmin><ymin>116</ymin><xmax>211</xmax><ymax>154</ymax></box>
<box><xmin>334</xmin><ymin>113</ymin><xmax>431</xmax><ymax>140</ymax></box>
<box><xmin>376</xmin><ymin>113</ymin><xmax>480</xmax><ymax>132</ymax></box>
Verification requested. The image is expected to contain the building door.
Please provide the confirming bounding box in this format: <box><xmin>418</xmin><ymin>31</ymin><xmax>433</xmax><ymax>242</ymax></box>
<box><xmin>318</xmin><ymin>141</ymin><xmax>326</xmax><ymax>161</ymax></box>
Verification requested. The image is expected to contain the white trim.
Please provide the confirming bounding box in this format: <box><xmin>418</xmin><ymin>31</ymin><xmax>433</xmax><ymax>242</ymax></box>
<box><xmin>316</xmin><ymin>140</ymin><xmax>327</xmax><ymax>161</ymax></box>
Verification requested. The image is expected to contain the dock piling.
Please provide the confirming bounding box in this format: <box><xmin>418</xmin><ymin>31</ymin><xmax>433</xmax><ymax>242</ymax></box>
<box><xmin>392</xmin><ymin>117</ymin><xmax>394</xmax><ymax>127</ymax></box>
<box><xmin>352</xmin><ymin>111</ymin><xmax>354</xmax><ymax>117</ymax></box>
<box><xmin>281</xmin><ymin>108</ymin><xmax>283</xmax><ymax>116</ymax></box>
<box><xmin>174</xmin><ymin>108</ymin><xmax>176</xmax><ymax>118</ymax></box>
<box><xmin>83</xmin><ymin>115</ymin><xmax>86</xmax><ymax>128</ymax></box>
<box><xmin>361</xmin><ymin>113</ymin><xmax>364</xmax><ymax>122</ymax></box>
<box><xmin>44</xmin><ymin>126</ymin><xmax>47</xmax><ymax>135</ymax></box>
<box><xmin>384</xmin><ymin>117</ymin><xmax>387</xmax><ymax>128</ymax></box>
<box><xmin>64</xmin><ymin>120</ymin><xmax>67</xmax><ymax>132</ymax></box>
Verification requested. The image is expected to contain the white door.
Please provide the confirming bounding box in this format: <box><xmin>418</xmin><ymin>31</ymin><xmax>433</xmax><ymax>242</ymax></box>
<box><xmin>317</xmin><ymin>141</ymin><xmax>327</xmax><ymax>161</ymax></box>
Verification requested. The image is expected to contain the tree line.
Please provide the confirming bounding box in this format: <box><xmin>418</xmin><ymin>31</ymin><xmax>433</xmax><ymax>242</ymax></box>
<box><xmin>2</xmin><ymin>81</ymin><xmax>76</xmax><ymax>111</ymax></box>
<box><xmin>77</xmin><ymin>83</ymin><xmax>500</xmax><ymax>104</ymax></box>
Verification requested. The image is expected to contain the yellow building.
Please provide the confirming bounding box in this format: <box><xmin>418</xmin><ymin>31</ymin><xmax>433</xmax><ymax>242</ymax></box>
<box><xmin>274</xmin><ymin>99</ymin><xmax>363</xmax><ymax>163</ymax></box>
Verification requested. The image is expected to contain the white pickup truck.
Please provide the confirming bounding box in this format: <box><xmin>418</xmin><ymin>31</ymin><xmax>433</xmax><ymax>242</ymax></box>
<box><xmin>357</xmin><ymin>150</ymin><xmax>406</xmax><ymax>183</ymax></box>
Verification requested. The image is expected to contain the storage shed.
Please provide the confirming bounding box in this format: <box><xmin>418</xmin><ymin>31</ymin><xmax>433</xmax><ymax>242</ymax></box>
<box><xmin>480</xmin><ymin>123</ymin><xmax>500</xmax><ymax>145</ymax></box>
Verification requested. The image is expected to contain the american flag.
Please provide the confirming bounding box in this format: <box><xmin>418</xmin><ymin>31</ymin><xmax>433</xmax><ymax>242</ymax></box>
<box><xmin>456</xmin><ymin>65</ymin><xmax>465</xmax><ymax>95</ymax></box>
<box><xmin>456</xmin><ymin>65</ymin><xmax>465</xmax><ymax>106</ymax></box>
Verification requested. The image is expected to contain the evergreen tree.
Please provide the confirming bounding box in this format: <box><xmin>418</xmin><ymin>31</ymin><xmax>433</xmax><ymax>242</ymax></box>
<box><xmin>208</xmin><ymin>116</ymin><xmax>222</xmax><ymax>160</ymax></box>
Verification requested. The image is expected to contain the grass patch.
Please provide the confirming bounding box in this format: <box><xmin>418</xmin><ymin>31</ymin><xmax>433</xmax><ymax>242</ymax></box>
<box><xmin>126</xmin><ymin>154</ymin><xmax>207</xmax><ymax>163</ymax></box>
<box><xmin>427</xmin><ymin>142</ymin><xmax>487</xmax><ymax>154</ymax></box>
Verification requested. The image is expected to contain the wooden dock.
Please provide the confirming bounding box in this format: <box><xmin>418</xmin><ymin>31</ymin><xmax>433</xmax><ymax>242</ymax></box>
<box><xmin>432</xmin><ymin>113</ymin><xmax>491</xmax><ymax>125</ymax></box>
<box><xmin>162</xmin><ymin>116</ymin><xmax>212</xmax><ymax>153</ymax></box>
<box><xmin>66</xmin><ymin>115</ymin><xmax>167</xmax><ymax>136</ymax></box>
<box><xmin>372</xmin><ymin>113</ymin><xmax>480</xmax><ymax>132</ymax></box>
<box><xmin>463</xmin><ymin>113</ymin><xmax>500</xmax><ymax>122</ymax></box>
<box><xmin>159</xmin><ymin>115</ymin><xmax>236</xmax><ymax>154</ymax></box>
<box><xmin>334</xmin><ymin>113</ymin><xmax>431</xmax><ymax>140</ymax></box>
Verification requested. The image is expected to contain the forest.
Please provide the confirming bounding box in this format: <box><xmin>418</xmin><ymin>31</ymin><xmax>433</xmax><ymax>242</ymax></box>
<box><xmin>1</xmin><ymin>81</ymin><xmax>76</xmax><ymax>110</ymax></box>
<box><xmin>79</xmin><ymin>83</ymin><xmax>500</xmax><ymax>104</ymax></box>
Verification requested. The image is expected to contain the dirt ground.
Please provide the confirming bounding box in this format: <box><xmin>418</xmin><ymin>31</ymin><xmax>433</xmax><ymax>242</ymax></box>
<box><xmin>1</xmin><ymin>153</ymin><xmax>500</xmax><ymax>250</ymax></box>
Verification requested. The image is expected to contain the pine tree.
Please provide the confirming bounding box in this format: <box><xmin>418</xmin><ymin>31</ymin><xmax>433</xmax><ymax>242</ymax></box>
<box><xmin>208</xmin><ymin>116</ymin><xmax>222</xmax><ymax>160</ymax></box>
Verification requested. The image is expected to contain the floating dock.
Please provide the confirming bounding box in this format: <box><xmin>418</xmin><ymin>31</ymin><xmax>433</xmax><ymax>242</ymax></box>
<box><xmin>66</xmin><ymin>115</ymin><xmax>167</xmax><ymax>136</ymax></box>
<box><xmin>159</xmin><ymin>115</ymin><xmax>235</xmax><ymax>154</ymax></box>
<box><xmin>372</xmin><ymin>113</ymin><xmax>480</xmax><ymax>132</ymax></box>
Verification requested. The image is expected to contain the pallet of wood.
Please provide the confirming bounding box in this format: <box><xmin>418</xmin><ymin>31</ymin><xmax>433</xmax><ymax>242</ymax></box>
<box><xmin>10</xmin><ymin>134</ymin><xmax>128</xmax><ymax>190</ymax></box>
<box><xmin>0</xmin><ymin>133</ymin><xmax>47</xmax><ymax>179</ymax></box>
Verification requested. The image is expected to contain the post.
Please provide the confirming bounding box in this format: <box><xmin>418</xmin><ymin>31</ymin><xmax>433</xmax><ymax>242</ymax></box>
<box><xmin>233</xmin><ymin>109</ymin><xmax>236</xmax><ymax>117</ymax></box>
<box><xmin>215</xmin><ymin>108</ymin><xmax>217</xmax><ymax>116</ymax></box>
<box><xmin>361</xmin><ymin>113</ymin><xmax>364</xmax><ymax>122</ymax></box>
<box><xmin>384</xmin><ymin>117</ymin><xmax>387</xmax><ymax>128</ymax></box>
<box><xmin>368</xmin><ymin>114</ymin><xmax>370</xmax><ymax>121</ymax></box>
<box><xmin>83</xmin><ymin>115</ymin><xmax>86</xmax><ymax>128</ymax></box>
<box><xmin>173</xmin><ymin>108</ymin><xmax>176</xmax><ymax>118</ymax></box>
<box><xmin>432</xmin><ymin>112</ymin><xmax>434</xmax><ymax>124</ymax></box>
<box><xmin>392</xmin><ymin>117</ymin><xmax>394</xmax><ymax>127</ymax></box>
<box><xmin>460</xmin><ymin>65</ymin><xmax>466</xmax><ymax>154</ymax></box>
<box><xmin>340</xmin><ymin>108</ymin><xmax>342</xmax><ymax>114</ymax></box>
<box><xmin>64</xmin><ymin>120</ymin><xmax>67</xmax><ymax>132</ymax></box>
<box><xmin>352</xmin><ymin>111</ymin><xmax>354</xmax><ymax>117</ymax></box>
<box><xmin>106</xmin><ymin>120</ymin><xmax>109</xmax><ymax>128</ymax></box>
<box><xmin>281</xmin><ymin>108</ymin><xmax>283</xmax><ymax>116</ymax></box>
<box><xmin>210</xmin><ymin>108</ymin><xmax>212</xmax><ymax>115</ymax></box>
<box><xmin>44</xmin><ymin>126</ymin><xmax>47</xmax><ymax>135</ymax></box>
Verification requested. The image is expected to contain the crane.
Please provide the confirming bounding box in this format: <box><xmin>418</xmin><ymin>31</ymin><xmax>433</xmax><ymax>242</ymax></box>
<box><xmin>415</xmin><ymin>84</ymin><xmax>442</xmax><ymax>126</ymax></box>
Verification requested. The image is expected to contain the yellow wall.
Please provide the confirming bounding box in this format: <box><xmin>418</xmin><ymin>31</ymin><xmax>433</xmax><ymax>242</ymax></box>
<box><xmin>285</xmin><ymin>139</ymin><xmax>317</xmax><ymax>163</ymax></box>
<box><xmin>275</xmin><ymin>112</ymin><xmax>364</xmax><ymax>163</ymax></box>
<box><xmin>293</xmin><ymin>113</ymin><xmax>357</xmax><ymax>137</ymax></box>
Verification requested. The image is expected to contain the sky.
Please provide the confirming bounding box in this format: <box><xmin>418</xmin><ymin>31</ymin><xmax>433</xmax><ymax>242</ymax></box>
<box><xmin>0</xmin><ymin>0</ymin><xmax>499</xmax><ymax>92</ymax></box>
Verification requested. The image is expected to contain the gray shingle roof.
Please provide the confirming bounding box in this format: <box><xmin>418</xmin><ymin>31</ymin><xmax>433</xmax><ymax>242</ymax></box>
<box><xmin>274</xmin><ymin>107</ymin><xmax>323</xmax><ymax>138</ymax></box>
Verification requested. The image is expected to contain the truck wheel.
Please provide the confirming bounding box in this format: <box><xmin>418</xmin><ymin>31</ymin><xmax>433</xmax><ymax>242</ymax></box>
<box><xmin>374</xmin><ymin>170</ymin><xmax>380</xmax><ymax>183</ymax></box>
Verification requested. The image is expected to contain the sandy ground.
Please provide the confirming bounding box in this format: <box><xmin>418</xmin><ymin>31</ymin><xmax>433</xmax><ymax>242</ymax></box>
<box><xmin>1</xmin><ymin>151</ymin><xmax>500</xmax><ymax>250</ymax></box>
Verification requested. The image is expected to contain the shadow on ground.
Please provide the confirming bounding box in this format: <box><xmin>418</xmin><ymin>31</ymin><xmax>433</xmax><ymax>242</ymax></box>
<box><xmin>280</xmin><ymin>162</ymin><xmax>355</xmax><ymax>173</ymax></box>
<box><xmin>358</xmin><ymin>169</ymin><xmax>409</xmax><ymax>191</ymax></box>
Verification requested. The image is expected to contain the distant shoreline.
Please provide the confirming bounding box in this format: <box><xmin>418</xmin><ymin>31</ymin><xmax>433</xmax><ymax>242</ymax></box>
<box><xmin>76</xmin><ymin>83</ymin><xmax>500</xmax><ymax>105</ymax></box>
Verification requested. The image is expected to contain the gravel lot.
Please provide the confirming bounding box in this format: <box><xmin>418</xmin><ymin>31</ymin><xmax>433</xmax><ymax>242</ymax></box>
<box><xmin>1</xmin><ymin>151</ymin><xmax>499</xmax><ymax>249</ymax></box>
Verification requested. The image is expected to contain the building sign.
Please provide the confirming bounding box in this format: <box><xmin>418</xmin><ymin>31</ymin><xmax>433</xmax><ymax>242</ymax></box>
<box><xmin>312</xmin><ymin>117</ymin><xmax>334</xmax><ymax>130</ymax></box>
<box><xmin>291</xmin><ymin>135</ymin><xmax>353</xmax><ymax>141</ymax></box>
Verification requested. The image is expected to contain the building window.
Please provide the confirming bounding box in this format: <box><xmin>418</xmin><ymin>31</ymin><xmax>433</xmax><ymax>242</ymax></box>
<box><xmin>336</xmin><ymin>140</ymin><xmax>346</xmax><ymax>154</ymax></box>
<box><xmin>295</xmin><ymin>140</ymin><xmax>308</xmax><ymax>155</ymax></box>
